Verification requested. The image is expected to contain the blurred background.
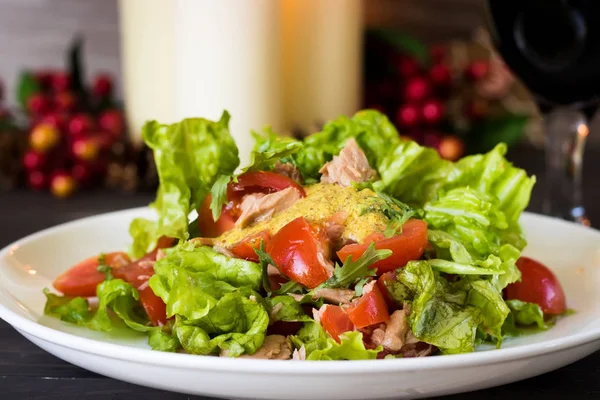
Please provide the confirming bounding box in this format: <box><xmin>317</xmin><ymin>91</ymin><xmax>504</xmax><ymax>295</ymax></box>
<box><xmin>0</xmin><ymin>0</ymin><xmax>596</xmax><ymax>202</ymax></box>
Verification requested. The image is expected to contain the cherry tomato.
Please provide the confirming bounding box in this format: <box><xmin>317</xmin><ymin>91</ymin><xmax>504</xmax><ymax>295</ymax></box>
<box><xmin>53</xmin><ymin>252</ymin><xmax>130</xmax><ymax>297</ymax></box>
<box><xmin>377</xmin><ymin>271</ymin><xmax>398</xmax><ymax>309</ymax></box>
<box><xmin>267</xmin><ymin>217</ymin><xmax>333</xmax><ymax>289</ymax></box>
<box><xmin>227</xmin><ymin>171</ymin><xmax>306</xmax><ymax>208</ymax></box>
<box><xmin>318</xmin><ymin>304</ymin><xmax>355</xmax><ymax>343</ymax></box>
<box><xmin>198</xmin><ymin>194</ymin><xmax>237</xmax><ymax>237</ymax></box>
<box><xmin>337</xmin><ymin>219</ymin><xmax>428</xmax><ymax>274</ymax></box>
<box><xmin>345</xmin><ymin>281</ymin><xmax>390</xmax><ymax>329</ymax></box>
<box><xmin>505</xmin><ymin>257</ymin><xmax>567</xmax><ymax>315</ymax></box>
<box><xmin>230</xmin><ymin>231</ymin><xmax>271</xmax><ymax>262</ymax></box>
<box><xmin>138</xmin><ymin>285</ymin><xmax>167</xmax><ymax>326</ymax></box>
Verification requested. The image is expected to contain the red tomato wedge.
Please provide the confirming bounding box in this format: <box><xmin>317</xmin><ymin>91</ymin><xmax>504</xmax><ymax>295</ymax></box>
<box><xmin>505</xmin><ymin>257</ymin><xmax>567</xmax><ymax>315</ymax></box>
<box><xmin>230</xmin><ymin>231</ymin><xmax>271</xmax><ymax>262</ymax></box>
<box><xmin>317</xmin><ymin>305</ymin><xmax>355</xmax><ymax>343</ymax></box>
<box><xmin>139</xmin><ymin>285</ymin><xmax>168</xmax><ymax>326</ymax></box>
<box><xmin>53</xmin><ymin>252</ymin><xmax>130</xmax><ymax>297</ymax></box>
<box><xmin>346</xmin><ymin>281</ymin><xmax>390</xmax><ymax>329</ymax></box>
<box><xmin>198</xmin><ymin>194</ymin><xmax>237</xmax><ymax>238</ymax></box>
<box><xmin>267</xmin><ymin>217</ymin><xmax>333</xmax><ymax>289</ymax></box>
<box><xmin>337</xmin><ymin>219</ymin><xmax>428</xmax><ymax>274</ymax></box>
<box><xmin>227</xmin><ymin>171</ymin><xmax>306</xmax><ymax>208</ymax></box>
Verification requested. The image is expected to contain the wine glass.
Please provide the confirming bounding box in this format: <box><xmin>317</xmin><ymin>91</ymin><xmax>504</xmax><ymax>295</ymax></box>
<box><xmin>484</xmin><ymin>0</ymin><xmax>600</xmax><ymax>225</ymax></box>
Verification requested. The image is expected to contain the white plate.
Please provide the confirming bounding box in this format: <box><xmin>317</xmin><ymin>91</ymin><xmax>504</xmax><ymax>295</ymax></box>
<box><xmin>0</xmin><ymin>209</ymin><xmax>599</xmax><ymax>400</ymax></box>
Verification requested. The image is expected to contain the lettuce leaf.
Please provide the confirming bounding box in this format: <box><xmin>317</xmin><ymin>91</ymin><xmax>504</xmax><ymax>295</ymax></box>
<box><xmin>502</xmin><ymin>300</ymin><xmax>549</xmax><ymax>335</ymax></box>
<box><xmin>44</xmin><ymin>289</ymin><xmax>91</xmax><ymax>324</ymax></box>
<box><xmin>129</xmin><ymin>111</ymin><xmax>239</xmax><ymax>257</ymax></box>
<box><xmin>266</xmin><ymin>295</ymin><xmax>312</xmax><ymax>323</ymax></box>
<box><xmin>394</xmin><ymin>261</ymin><xmax>480</xmax><ymax>354</ymax></box>
<box><xmin>290</xmin><ymin>321</ymin><xmax>381</xmax><ymax>360</ymax></box>
<box><xmin>173</xmin><ymin>291</ymin><xmax>269</xmax><ymax>357</ymax></box>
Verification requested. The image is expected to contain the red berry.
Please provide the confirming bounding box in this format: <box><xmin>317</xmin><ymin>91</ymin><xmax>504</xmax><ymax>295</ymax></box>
<box><xmin>430</xmin><ymin>45</ymin><xmax>446</xmax><ymax>63</ymax></box>
<box><xmin>99</xmin><ymin>109</ymin><xmax>124</xmax><ymax>137</ymax></box>
<box><xmin>54</xmin><ymin>91</ymin><xmax>76</xmax><ymax>112</ymax></box>
<box><xmin>396</xmin><ymin>104</ymin><xmax>420</xmax><ymax>128</ymax></box>
<box><xmin>22</xmin><ymin>150</ymin><xmax>47</xmax><ymax>170</ymax></box>
<box><xmin>421</xmin><ymin>99</ymin><xmax>446</xmax><ymax>125</ymax></box>
<box><xmin>397</xmin><ymin>57</ymin><xmax>420</xmax><ymax>78</ymax></box>
<box><xmin>68</xmin><ymin>114</ymin><xmax>95</xmax><ymax>137</ymax></box>
<box><xmin>465</xmin><ymin>61</ymin><xmax>490</xmax><ymax>81</ymax></box>
<box><xmin>50</xmin><ymin>171</ymin><xmax>77</xmax><ymax>198</ymax></box>
<box><xmin>29</xmin><ymin>123</ymin><xmax>61</xmax><ymax>153</ymax></box>
<box><xmin>70</xmin><ymin>138</ymin><xmax>100</xmax><ymax>161</ymax></box>
<box><xmin>40</xmin><ymin>112</ymin><xmax>67</xmax><ymax>130</ymax></box>
<box><xmin>27</xmin><ymin>94</ymin><xmax>49</xmax><ymax>114</ymax></box>
<box><xmin>428</xmin><ymin>64</ymin><xmax>452</xmax><ymax>88</ymax></box>
<box><xmin>93</xmin><ymin>74</ymin><xmax>113</xmax><ymax>98</ymax></box>
<box><xmin>403</xmin><ymin>77</ymin><xmax>430</xmax><ymax>102</ymax></box>
<box><xmin>71</xmin><ymin>163</ymin><xmax>93</xmax><ymax>184</ymax></box>
<box><xmin>51</xmin><ymin>72</ymin><xmax>71</xmax><ymax>92</ymax></box>
<box><xmin>27</xmin><ymin>170</ymin><xmax>48</xmax><ymax>191</ymax></box>
<box><xmin>439</xmin><ymin>135</ymin><xmax>465</xmax><ymax>161</ymax></box>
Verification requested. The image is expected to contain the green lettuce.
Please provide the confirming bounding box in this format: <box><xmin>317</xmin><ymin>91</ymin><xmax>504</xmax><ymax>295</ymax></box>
<box><xmin>44</xmin><ymin>289</ymin><xmax>91</xmax><ymax>324</ymax></box>
<box><xmin>129</xmin><ymin>112</ymin><xmax>240</xmax><ymax>257</ymax></box>
<box><xmin>290</xmin><ymin>321</ymin><xmax>381</xmax><ymax>360</ymax></box>
<box><xmin>502</xmin><ymin>300</ymin><xmax>550</xmax><ymax>336</ymax></box>
<box><xmin>266</xmin><ymin>295</ymin><xmax>312</xmax><ymax>323</ymax></box>
<box><xmin>395</xmin><ymin>261</ymin><xmax>480</xmax><ymax>354</ymax></box>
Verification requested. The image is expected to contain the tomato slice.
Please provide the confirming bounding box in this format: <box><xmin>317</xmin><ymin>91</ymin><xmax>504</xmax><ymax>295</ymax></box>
<box><xmin>377</xmin><ymin>271</ymin><xmax>398</xmax><ymax>309</ymax></box>
<box><xmin>230</xmin><ymin>230</ymin><xmax>271</xmax><ymax>262</ymax></box>
<box><xmin>317</xmin><ymin>304</ymin><xmax>355</xmax><ymax>343</ymax></box>
<box><xmin>337</xmin><ymin>219</ymin><xmax>428</xmax><ymax>274</ymax></box>
<box><xmin>267</xmin><ymin>217</ymin><xmax>333</xmax><ymax>289</ymax></box>
<box><xmin>227</xmin><ymin>171</ymin><xmax>306</xmax><ymax>207</ymax></box>
<box><xmin>139</xmin><ymin>285</ymin><xmax>168</xmax><ymax>326</ymax></box>
<box><xmin>198</xmin><ymin>194</ymin><xmax>237</xmax><ymax>238</ymax></box>
<box><xmin>345</xmin><ymin>281</ymin><xmax>390</xmax><ymax>329</ymax></box>
<box><xmin>53</xmin><ymin>252</ymin><xmax>130</xmax><ymax>297</ymax></box>
<box><xmin>505</xmin><ymin>257</ymin><xmax>567</xmax><ymax>315</ymax></box>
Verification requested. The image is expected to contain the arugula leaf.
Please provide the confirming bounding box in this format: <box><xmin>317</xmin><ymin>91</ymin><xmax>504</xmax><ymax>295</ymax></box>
<box><xmin>361</xmin><ymin>192</ymin><xmax>416</xmax><ymax>238</ymax></box>
<box><xmin>129</xmin><ymin>112</ymin><xmax>239</xmax><ymax>258</ymax></box>
<box><xmin>274</xmin><ymin>280</ymin><xmax>305</xmax><ymax>296</ymax></box>
<box><xmin>245</xmin><ymin>128</ymin><xmax>303</xmax><ymax>173</ymax></box>
<box><xmin>317</xmin><ymin>243</ymin><xmax>390</xmax><ymax>290</ymax></box>
<box><xmin>96</xmin><ymin>253</ymin><xmax>113</xmax><ymax>281</ymax></box>
<box><xmin>209</xmin><ymin>174</ymin><xmax>232</xmax><ymax>221</ymax></box>
<box><xmin>254</xmin><ymin>241</ymin><xmax>276</xmax><ymax>295</ymax></box>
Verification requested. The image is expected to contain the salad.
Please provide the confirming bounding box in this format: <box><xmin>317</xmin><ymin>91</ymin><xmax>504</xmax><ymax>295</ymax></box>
<box><xmin>44</xmin><ymin>110</ymin><xmax>569</xmax><ymax>360</ymax></box>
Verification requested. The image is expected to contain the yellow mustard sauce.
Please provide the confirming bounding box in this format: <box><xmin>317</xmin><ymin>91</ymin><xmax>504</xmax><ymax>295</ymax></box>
<box><xmin>215</xmin><ymin>183</ymin><xmax>388</xmax><ymax>247</ymax></box>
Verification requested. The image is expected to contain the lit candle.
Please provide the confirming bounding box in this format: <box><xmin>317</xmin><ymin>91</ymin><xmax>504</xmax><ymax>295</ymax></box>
<box><xmin>281</xmin><ymin>0</ymin><xmax>363</xmax><ymax>135</ymax></box>
<box><xmin>172</xmin><ymin>0</ymin><xmax>282</xmax><ymax>168</ymax></box>
<box><xmin>118</xmin><ymin>0</ymin><xmax>176</xmax><ymax>143</ymax></box>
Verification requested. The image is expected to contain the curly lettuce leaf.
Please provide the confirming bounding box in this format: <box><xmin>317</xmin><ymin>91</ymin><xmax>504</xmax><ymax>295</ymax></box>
<box><xmin>44</xmin><ymin>289</ymin><xmax>91</xmax><ymax>324</ymax></box>
<box><xmin>130</xmin><ymin>111</ymin><xmax>239</xmax><ymax>257</ymax></box>
<box><xmin>395</xmin><ymin>261</ymin><xmax>480</xmax><ymax>354</ymax></box>
<box><xmin>502</xmin><ymin>300</ymin><xmax>551</xmax><ymax>337</ymax></box>
<box><xmin>266</xmin><ymin>295</ymin><xmax>312</xmax><ymax>323</ymax></box>
<box><xmin>173</xmin><ymin>291</ymin><xmax>269</xmax><ymax>357</ymax></box>
<box><xmin>290</xmin><ymin>321</ymin><xmax>381</xmax><ymax>360</ymax></box>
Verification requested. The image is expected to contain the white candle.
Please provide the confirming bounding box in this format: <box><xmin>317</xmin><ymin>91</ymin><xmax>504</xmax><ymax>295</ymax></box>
<box><xmin>118</xmin><ymin>0</ymin><xmax>176</xmax><ymax>143</ymax></box>
<box><xmin>172</xmin><ymin>0</ymin><xmax>282</xmax><ymax>168</ymax></box>
<box><xmin>281</xmin><ymin>0</ymin><xmax>363</xmax><ymax>135</ymax></box>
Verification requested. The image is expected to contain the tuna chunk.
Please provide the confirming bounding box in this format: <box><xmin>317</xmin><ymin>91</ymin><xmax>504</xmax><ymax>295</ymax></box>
<box><xmin>274</xmin><ymin>162</ymin><xmax>303</xmax><ymax>184</ymax></box>
<box><xmin>312</xmin><ymin>288</ymin><xmax>355</xmax><ymax>305</ymax></box>
<box><xmin>238</xmin><ymin>335</ymin><xmax>292</xmax><ymax>360</ymax></box>
<box><xmin>235</xmin><ymin>187</ymin><xmax>301</xmax><ymax>229</ymax></box>
<box><xmin>319</xmin><ymin>138</ymin><xmax>377</xmax><ymax>187</ymax></box>
<box><xmin>370</xmin><ymin>308</ymin><xmax>418</xmax><ymax>352</ymax></box>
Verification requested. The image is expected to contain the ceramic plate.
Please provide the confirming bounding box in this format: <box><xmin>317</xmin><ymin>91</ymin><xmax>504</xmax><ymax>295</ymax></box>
<box><xmin>0</xmin><ymin>208</ymin><xmax>599</xmax><ymax>400</ymax></box>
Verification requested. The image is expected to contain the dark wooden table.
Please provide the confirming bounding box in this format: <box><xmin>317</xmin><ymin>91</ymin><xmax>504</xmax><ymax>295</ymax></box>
<box><xmin>1</xmin><ymin>146</ymin><xmax>600</xmax><ymax>400</ymax></box>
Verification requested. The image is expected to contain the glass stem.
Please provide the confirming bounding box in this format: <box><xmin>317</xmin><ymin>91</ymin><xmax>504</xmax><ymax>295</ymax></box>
<box><xmin>542</xmin><ymin>106</ymin><xmax>589</xmax><ymax>224</ymax></box>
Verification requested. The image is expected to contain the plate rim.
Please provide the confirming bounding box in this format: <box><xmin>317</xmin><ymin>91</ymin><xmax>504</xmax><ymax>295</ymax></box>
<box><xmin>1</xmin><ymin>207</ymin><xmax>600</xmax><ymax>374</ymax></box>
